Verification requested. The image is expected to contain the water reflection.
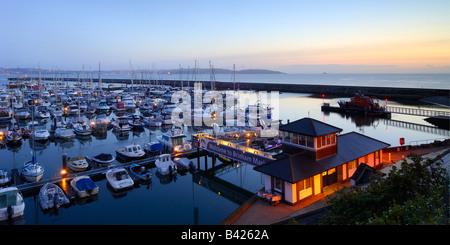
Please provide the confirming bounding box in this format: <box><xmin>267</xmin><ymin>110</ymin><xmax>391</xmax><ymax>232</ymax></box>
<box><xmin>1</xmin><ymin>92</ymin><xmax>448</xmax><ymax>224</ymax></box>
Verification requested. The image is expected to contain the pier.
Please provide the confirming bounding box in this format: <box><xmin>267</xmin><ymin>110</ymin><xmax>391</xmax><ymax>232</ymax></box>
<box><xmin>385</xmin><ymin>106</ymin><xmax>450</xmax><ymax>117</ymax></box>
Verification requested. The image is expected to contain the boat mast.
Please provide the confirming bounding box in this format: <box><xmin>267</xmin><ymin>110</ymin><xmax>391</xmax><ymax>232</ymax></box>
<box><xmin>98</xmin><ymin>61</ymin><xmax>102</xmax><ymax>92</ymax></box>
<box><xmin>129</xmin><ymin>59</ymin><xmax>133</xmax><ymax>93</ymax></box>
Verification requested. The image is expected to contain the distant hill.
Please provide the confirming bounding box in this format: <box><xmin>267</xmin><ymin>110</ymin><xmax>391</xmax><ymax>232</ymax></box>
<box><xmin>236</xmin><ymin>69</ymin><xmax>284</xmax><ymax>74</ymax></box>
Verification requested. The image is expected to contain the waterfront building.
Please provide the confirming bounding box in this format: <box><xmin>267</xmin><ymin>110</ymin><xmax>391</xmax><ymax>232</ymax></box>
<box><xmin>254</xmin><ymin>118</ymin><xmax>390</xmax><ymax>205</ymax></box>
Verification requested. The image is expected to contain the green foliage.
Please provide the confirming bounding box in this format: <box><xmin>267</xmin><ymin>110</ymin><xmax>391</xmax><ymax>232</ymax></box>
<box><xmin>318</xmin><ymin>154</ymin><xmax>449</xmax><ymax>225</ymax></box>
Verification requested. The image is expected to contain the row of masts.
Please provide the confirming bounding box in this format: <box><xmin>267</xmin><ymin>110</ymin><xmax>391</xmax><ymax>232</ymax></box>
<box><xmin>8</xmin><ymin>61</ymin><xmax>240</xmax><ymax>94</ymax></box>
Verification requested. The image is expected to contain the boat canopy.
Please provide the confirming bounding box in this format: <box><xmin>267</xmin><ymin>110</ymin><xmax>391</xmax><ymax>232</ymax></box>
<box><xmin>149</xmin><ymin>143</ymin><xmax>163</xmax><ymax>151</ymax></box>
<box><xmin>75</xmin><ymin>178</ymin><xmax>97</xmax><ymax>192</ymax></box>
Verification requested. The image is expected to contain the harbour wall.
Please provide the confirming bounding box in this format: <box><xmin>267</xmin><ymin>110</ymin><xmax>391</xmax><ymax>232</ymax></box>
<box><xmin>8</xmin><ymin>77</ymin><xmax>449</xmax><ymax>100</ymax></box>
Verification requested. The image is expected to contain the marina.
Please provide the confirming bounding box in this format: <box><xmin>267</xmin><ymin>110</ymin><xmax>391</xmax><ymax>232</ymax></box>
<box><xmin>0</xmin><ymin>73</ymin><xmax>449</xmax><ymax>225</ymax></box>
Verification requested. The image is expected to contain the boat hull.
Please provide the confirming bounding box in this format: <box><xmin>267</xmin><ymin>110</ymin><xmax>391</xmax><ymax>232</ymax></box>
<box><xmin>22</xmin><ymin>162</ymin><xmax>44</xmax><ymax>182</ymax></box>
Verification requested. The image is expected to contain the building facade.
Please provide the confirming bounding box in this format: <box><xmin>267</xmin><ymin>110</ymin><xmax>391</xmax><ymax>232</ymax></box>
<box><xmin>254</xmin><ymin>118</ymin><xmax>390</xmax><ymax>205</ymax></box>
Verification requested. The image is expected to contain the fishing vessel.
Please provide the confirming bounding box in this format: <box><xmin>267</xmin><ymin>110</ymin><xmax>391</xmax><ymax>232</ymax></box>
<box><xmin>157</xmin><ymin>127</ymin><xmax>192</xmax><ymax>153</ymax></box>
<box><xmin>337</xmin><ymin>93</ymin><xmax>386</xmax><ymax>115</ymax></box>
<box><xmin>154</xmin><ymin>154</ymin><xmax>177</xmax><ymax>176</ymax></box>
<box><xmin>116</xmin><ymin>144</ymin><xmax>146</xmax><ymax>160</ymax></box>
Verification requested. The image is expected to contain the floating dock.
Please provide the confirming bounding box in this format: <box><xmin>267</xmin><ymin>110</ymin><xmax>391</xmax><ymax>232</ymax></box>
<box><xmin>10</xmin><ymin>149</ymin><xmax>198</xmax><ymax>197</ymax></box>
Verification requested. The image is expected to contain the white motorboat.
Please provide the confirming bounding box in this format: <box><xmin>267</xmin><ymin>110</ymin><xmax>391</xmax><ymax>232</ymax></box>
<box><xmin>21</xmin><ymin>159</ymin><xmax>44</xmax><ymax>182</ymax></box>
<box><xmin>15</xmin><ymin>107</ymin><xmax>31</xmax><ymax>120</ymax></box>
<box><xmin>122</xmin><ymin>97</ymin><xmax>136</xmax><ymax>109</ymax></box>
<box><xmin>173</xmin><ymin>157</ymin><xmax>196</xmax><ymax>171</ymax></box>
<box><xmin>0</xmin><ymin>169</ymin><xmax>11</xmax><ymax>185</ymax></box>
<box><xmin>91</xmin><ymin>153</ymin><xmax>115</xmax><ymax>166</ymax></box>
<box><xmin>156</xmin><ymin>127</ymin><xmax>192</xmax><ymax>153</ymax></box>
<box><xmin>34</xmin><ymin>106</ymin><xmax>50</xmax><ymax>118</ymax></box>
<box><xmin>116</xmin><ymin>144</ymin><xmax>146</xmax><ymax>160</ymax></box>
<box><xmin>140</xmin><ymin>115</ymin><xmax>162</xmax><ymax>127</ymax></box>
<box><xmin>38</xmin><ymin>183</ymin><xmax>69</xmax><ymax>210</ymax></box>
<box><xmin>111</xmin><ymin>117</ymin><xmax>131</xmax><ymax>132</ymax></box>
<box><xmin>95</xmin><ymin>101</ymin><xmax>110</xmax><ymax>111</ymax></box>
<box><xmin>32</xmin><ymin>125</ymin><xmax>50</xmax><ymax>141</ymax></box>
<box><xmin>70</xmin><ymin>176</ymin><xmax>99</xmax><ymax>198</ymax></box>
<box><xmin>154</xmin><ymin>154</ymin><xmax>177</xmax><ymax>176</ymax></box>
<box><xmin>67</xmin><ymin>104</ymin><xmax>80</xmax><ymax>115</ymax></box>
<box><xmin>50</xmin><ymin>106</ymin><xmax>64</xmax><ymax>117</ymax></box>
<box><xmin>55</xmin><ymin>128</ymin><xmax>75</xmax><ymax>140</ymax></box>
<box><xmin>67</xmin><ymin>155</ymin><xmax>89</xmax><ymax>172</ymax></box>
<box><xmin>74</xmin><ymin>124</ymin><xmax>92</xmax><ymax>136</ymax></box>
<box><xmin>105</xmin><ymin>167</ymin><xmax>134</xmax><ymax>191</ymax></box>
<box><xmin>0</xmin><ymin>187</ymin><xmax>25</xmax><ymax>221</ymax></box>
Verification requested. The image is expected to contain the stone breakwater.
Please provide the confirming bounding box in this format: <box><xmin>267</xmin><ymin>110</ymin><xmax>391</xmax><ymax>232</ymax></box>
<box><xmin>9</xmin><ymin>77</ymin><xmax>449</xmax><ymax>100</ymax></box>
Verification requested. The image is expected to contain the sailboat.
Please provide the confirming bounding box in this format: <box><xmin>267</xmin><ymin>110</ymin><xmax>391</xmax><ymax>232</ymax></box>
<box><xmin>21</xmin><ymin>105</ymin><xmax>44</xmax><ymax>182</ymax></box>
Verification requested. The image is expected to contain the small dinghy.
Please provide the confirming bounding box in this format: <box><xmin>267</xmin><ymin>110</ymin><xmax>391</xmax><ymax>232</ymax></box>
<box><xmin>91</xmin><ymin>153</ymin><xmax>115</xmax><ymax>166</ymax></box>
<box><xmin>129</xmin><ymin>164</ymin><xmax>152</xmax><ymax>182</ymax></box>
<box><xmin>39</xmin><ymin>183</ymin><xmax>69</xmax><ymax>210</ymax></box>
<box><xmin>106</xmin><ymin>167</ymin><xmax>134</xmax><ymax>191</ymax></box>
<box><xmin>70</xmin><ymin>176</ymin><xmax>99</xmax><ymax>198</ymax></box>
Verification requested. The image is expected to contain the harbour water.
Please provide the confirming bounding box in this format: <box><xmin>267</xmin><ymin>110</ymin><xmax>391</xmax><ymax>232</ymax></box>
<box><xmin>0</xmin><ymin>73</ymin><xmax>449</xmax><ymax>225</ymax></box>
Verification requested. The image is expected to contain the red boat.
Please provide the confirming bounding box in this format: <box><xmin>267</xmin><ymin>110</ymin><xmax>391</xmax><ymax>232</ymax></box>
<box><xmin>338</xmin><ymin>93</ymin><xmax>385</xmax><ymax>115</ymax></box>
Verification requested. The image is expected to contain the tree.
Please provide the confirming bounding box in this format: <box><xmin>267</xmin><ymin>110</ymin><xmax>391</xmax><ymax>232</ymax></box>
<box><xmin>318</xmin><ymin>154</ymin><xmax>449</xmax><ymax>225</ymax></box>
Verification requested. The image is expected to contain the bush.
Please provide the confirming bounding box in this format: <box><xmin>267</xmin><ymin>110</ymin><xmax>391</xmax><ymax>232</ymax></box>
<box><xmin>318</xmin><ymin>154</ymin><xmax>449</xmax><ymax>225</ymax></box>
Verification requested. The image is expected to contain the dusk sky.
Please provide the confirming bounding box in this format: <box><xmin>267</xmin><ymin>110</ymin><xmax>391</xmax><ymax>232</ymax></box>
<box><xmin>1</xmin><ymin>0</ymin><xmax>449</xmax><ymax>73</ymax></box>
